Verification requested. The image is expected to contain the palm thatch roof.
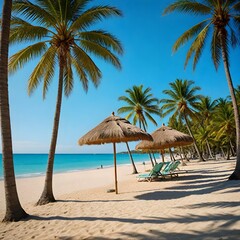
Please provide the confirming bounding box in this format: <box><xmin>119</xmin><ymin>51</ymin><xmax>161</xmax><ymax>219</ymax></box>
<box><xmin>136</xmin><ymin>125</ymin><xmax>193</xmax><ymax>151</ymax></box>
<box><xmin>78</xmin><ymin>113</ymin><xmax>153</xmax><ymax>194</ymax></box>
<box><xmin>78</xmin><ymin>113</ymin><xmax>152</xmax><ymax>145</ymax></box>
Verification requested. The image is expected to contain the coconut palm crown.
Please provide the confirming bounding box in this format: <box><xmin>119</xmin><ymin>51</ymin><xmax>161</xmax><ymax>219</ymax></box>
<box><xmin>163</xmin><ymin>0</ymin><xmax>240</xmax><ymax>70</ymax></box>
<box><xmin>117</xmin><ymin>85</ymin><xmax>160</xmax><ymax>130</ymax></box>
<box><xmin>9</xmin><ymin>0</ymin><xmax>123</xmax><ymax>205</ymax></box>
<box><xmin>10</xmin><ymin>0</ymin><xmax>123</xmax><ymax>96</ymax></box>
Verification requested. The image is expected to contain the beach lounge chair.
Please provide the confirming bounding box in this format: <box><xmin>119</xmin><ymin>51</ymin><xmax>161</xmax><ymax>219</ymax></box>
<box><xmin>137</xmin><ymin>162</ymin><xmax>165</xmax><ymax>182</ymax></box>
<box><xmin>158</xmin><ymin>160</ymin><xmax>181</xmax><ymax>178</ymax></box>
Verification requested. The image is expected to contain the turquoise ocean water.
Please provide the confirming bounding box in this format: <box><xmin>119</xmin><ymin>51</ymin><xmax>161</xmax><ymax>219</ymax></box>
<box><xmin>0</xmin><ymin>153</ymin><xmax>150</xmax><ymax>180</ymax></box>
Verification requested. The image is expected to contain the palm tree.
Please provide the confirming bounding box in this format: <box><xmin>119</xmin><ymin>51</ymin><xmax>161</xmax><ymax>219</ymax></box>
<box><xmin>194</xmin><ymin>125</ymin><xmax>213</xmax><ymax>158</ymax></box>
<box><xmin>195</xmin><ymin>96</ymin><xmax>217</xmax><ymax>158</ymax></box>
<box><xmin>9</xmin><ymin>0</ymin><xmax>123</xmax><ymax>205</ymax></box>
<box><xmin>212</xmin><ymin>98</ymin><xmax>236</xmax><ymax>158</ymax></box>
<box><xmin>160</xmin><ymin>79</ymin><xmax>204</xmax><ymax>161</ymax></box>
<box><xmin>118</xmin><ymin>85</ymin><xmax>160</xmax><ymax>167</ymax></box>
<box><xmin>0</xmin><ymin>0</ymin><xmax>28</xmax><ymax>221</ymax></box>
<box><xmin>118</xmin><ymin>85</ymin><xmax>160</xmax><ymax>130</ymax></box>
<box><xmin>168</xmin><ymin>116</ymin><xmax>191</xmax><ymax>161</ymax></box>
<box><xmin>163</xmin><ymin>0</ymin><xmax>240</xmax><ymax>179</ymax></box>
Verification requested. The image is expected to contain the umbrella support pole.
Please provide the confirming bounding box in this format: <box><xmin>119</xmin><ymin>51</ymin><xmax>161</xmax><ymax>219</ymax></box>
<box><xmin>113</xmin><ymin>143</ymin><xmax>118</xmax><ymax>194</ymax></box>
<box><xmin>161</xmin><ymin>151</ymin><xmax>165</xmax><ymax>162</ymax></box>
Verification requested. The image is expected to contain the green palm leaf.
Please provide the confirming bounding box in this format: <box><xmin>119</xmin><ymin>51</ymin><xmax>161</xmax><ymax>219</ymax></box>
<box><xmin>81</xmin><ymin>39</ymin><xmax>121</xmax><ymax>69</ymax></box>
<box><xmin>9</xmin><ymin>42</ymin><xmax>48</xmax><ymax>74</ymax></box>
<box><xmin>163</xmin><ymin>1</ymin><xmax>211</xmax><ymax>15</ymax></box>
<box><xmin>28</xmin><ymin>46</ymin><xmax>56</xmax><ymax>95</ymax></box>
<box><xmin>71</xmin><ymin>6</ymin><xmax>122</xmax><ymax>31</ymax></box>
<box><xmin>79</xmin><ymin>31</ymin><xmax>123</xmax><ymax>55</ymax></box>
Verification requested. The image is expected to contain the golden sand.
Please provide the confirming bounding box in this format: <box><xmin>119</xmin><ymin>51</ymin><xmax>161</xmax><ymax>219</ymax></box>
<box><xmin>0</xmin><ymin>159</ymin><xmax>240</xmax><ymax>239</ymax></box>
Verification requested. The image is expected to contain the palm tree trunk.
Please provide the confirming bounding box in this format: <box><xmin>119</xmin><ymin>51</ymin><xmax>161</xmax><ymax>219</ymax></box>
<box><xmin>221</xmin><ymin>147</ymin><xmax>226</xmax><ymax>159</ymax></box>
<box><xmin>206</xmin><ymin>139</ymin><xmax>214</xmax><ymax>159</ymax></box>
<box><xmin>37</xmin><ymin>58</ymin><xmax>64</xmax><ymax>205</ymax></box>
<box><xmin>183</xmin><ymin>114</ymin><xmax>204</xmax><ymax>161</ymax></box>
<box><xmin>169</xmin><ymin>148</ymin><xmax>176</xmax><ymax>161</ymax></box>
<box><xmin>141</xmin><ymin>121</ymin><xmax>154</xmax><ymax>166</ymax></box>
<box><xmin>0</xmin><ymin>0</ymin><xmax>28</xmax><ymax>222</ymax></box>
<box><xmin>220</xmin><ymin>36</ymin><xmax>240</xmax><ymax>179</ymax></box>
<box><xmin>148</xmin><ymin>153</ymin><xmax>155</xmax><ymax>167</ymax></box>
<box><xmin>229</xmin><ymin>140</ymin><xmax>235</xmax><ymax>156</ymax></box>
<box><xmin>125</xmin><ymin>142</ymin><xmax>138</xmax><ymax>174</ymax></box>
<box><xmin>226</xmin><ymin>146</ymin><xmax>230</xmax><ymax>160</ymax></box>
<box><xmin>182</xmin><ymin>147</ymin><xmax>189</xmax><ymax>161</ymax></box>
<box><xmin>152</xmin><ymin>153</ymin><xmax>158</xmax><ymax>164</ymax></box>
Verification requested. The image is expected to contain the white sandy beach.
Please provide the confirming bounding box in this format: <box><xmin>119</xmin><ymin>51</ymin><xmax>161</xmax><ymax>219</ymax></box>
<box><xmin>0</xmin><ymin>159</ymin><xmax>240</xmax><ymax>239</ymax></box>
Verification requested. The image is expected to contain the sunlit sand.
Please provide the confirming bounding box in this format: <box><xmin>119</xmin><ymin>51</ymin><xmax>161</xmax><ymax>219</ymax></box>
<box><xmin>0</xmin><ymin>159</ymin><xmax>239</xmax><ymax>239</ymax></box>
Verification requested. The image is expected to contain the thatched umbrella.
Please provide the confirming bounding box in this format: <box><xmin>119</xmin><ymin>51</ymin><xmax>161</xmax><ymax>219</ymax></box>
<box><xmin>78</xmin><ymin>113</ymin><xmax>152</xmax><ymax>194</ymax></box>
<box><xmin>136</xmin><ymin>124</ymin><xmax>193</xmax><ymax>161</ymax></box>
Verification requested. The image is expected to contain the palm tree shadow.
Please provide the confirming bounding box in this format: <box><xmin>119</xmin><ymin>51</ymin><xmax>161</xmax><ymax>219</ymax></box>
<box><xmin>135</xmin><ymin>168</ymin><xmax>240</xmax><ymax>201</ymax></box>
<box><xmin>57</xmin><ymin>199</ymin><xmax>134</xmax><ymax>203</ymax></box>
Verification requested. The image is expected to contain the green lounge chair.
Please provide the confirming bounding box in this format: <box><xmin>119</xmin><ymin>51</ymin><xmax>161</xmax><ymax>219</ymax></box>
<box><xmin>159</xmin><ymin>160</ymin><xmax>181</xmax><ymax>178</ymax></box>
<box><xmin>137</xmin><ymin>162</ymin><xmax>165</xmax><ymax>182</ymax></box>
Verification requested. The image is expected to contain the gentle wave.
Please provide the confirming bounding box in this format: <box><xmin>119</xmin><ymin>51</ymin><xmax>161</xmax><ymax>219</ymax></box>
<box><xmin>0</xmin><ymin>153</ymin><xmax>152</xmax><ymax>179</ymax></box>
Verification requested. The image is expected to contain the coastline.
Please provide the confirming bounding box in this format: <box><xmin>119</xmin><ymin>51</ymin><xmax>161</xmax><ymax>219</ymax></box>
<box><xmin>1</xmin><ymin>159</ymin><xmax>240</xmax><ymax>239</ymax></box>
<box><xmin>0</xmin><ymin>153</ymin><xmax>151</xmax><ymax>180</ymax></box>
<box><xmin>0</xmin><ymin>161</ymin><xmax>149</xmax><ymax>212</ymax></box>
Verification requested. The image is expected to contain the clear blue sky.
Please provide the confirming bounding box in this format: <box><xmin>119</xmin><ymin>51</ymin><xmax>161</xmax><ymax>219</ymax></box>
<box><xmin>0</xmin><ymin>0</ymin><xmax>239</xmax><ymax>153</ymax></box>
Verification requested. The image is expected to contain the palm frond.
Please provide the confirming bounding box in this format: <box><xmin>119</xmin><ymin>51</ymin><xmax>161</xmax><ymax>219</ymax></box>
<box><xmin>81</xmin><ymin>39</ymin><xmax>121</xmax><ymax>69</ymax></box>
<box><xmin>228</xmin><ymin>25</ymin><xmax>239</xmax><ymax>48</ymax></box>
<box><xmin>72</xmin><ymin>45</ymin><xmax>102</xmax><ymax>88</ymax></box>
<box><xmin>12</xmin><ymin>0</ymin><xmax>57</xmax><ymax>27</ymax></box>
<box><xmin>117</xmin><ymin>106</ymin><xmax>134</xmax><ymax>114</ymax></box>
<box><xmin>173</xmin><ymin>20</ymin><xmax>207</xmax><ymax>52</ymax></box>
<box><xmin>28</xmin><ymin>46</ymin><xmax>57</xmax><ymax>95</ymax></box>
<box><xmin>71</xmin><ymin>55</ymin><xmax>89</xmax><ymax>92</ymax></box>
<box><xmin>118</xmin><ymin>96</ymin><xmax>135</xmax><ymax>106</ymax></box>
<box><xmin>144</xmin><ymin>112</ymin><xmax>158</xmax><ymax>126</ymax></box>
<box><xmin>232</xmin><ymin>16</ymin><xmax>240</xmax><ymax>42</ymax></box>
<box><xmin>125</xmin><ymin>111</ymin><xmax>135</xmax><ymax>121</ymax></box>
<box><xmin>163</xmin><ymin>0</ymin><xmax>211</xmax><ymax>15</ymax></box>
<box><xmin>42</xmin><ymin>47</ymin><xmax>57</xmax><ymax>98</ymax></box>
<box><xmin>211</xmin><ymin>27</ymin><xmax>221</xmax><ymax>69</ymax></box>
<box><xmin>70</xmin><ymin>0</ymin><xmax>92</xmax><ymax>16</ymax></box>
<box><xmin>71</xmin><ymin>6</ymin><xmax>122</xmax><ymax>31</ymax></box>
<box><xmin>64</xmin><ymin>53</ymin><xmax>74</xmax><ymax>97</ymax></box>
<box><xmin>10</xmin><ymin>17</ymin><xmax>49</xmax><ymax>44</ymax></box>
<box><xmin>184</xmin><ymin>24</ymin><xmax>210</xmax><ymax>68</ymax></box>
<box><xmin>9</xmin><ymin>42</ymin><xmax>47</xmax><ymax>74</ymax></box>
<box><xmin>232</xmin><ymin>1</ymin><xmax>240</xmax><ymax>12</ymax></box>
<box><xmin>79</xmin><ymin>30</ymin><xmax>123</xmax><ymax>55</ymax></box>
<box><xmin>192</xmin><ymin>24</ymin><xmax>210</xmax><ymax>69</ymax></box>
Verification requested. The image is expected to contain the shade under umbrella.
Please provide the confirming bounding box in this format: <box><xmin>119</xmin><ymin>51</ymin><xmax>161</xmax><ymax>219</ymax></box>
<box><xmin>78</xmin><ymin>112</ymin><xmax>152</xmax><ymax>194</ymax></box>
<box><xmin>136</xmin><ymin>125</ymin><xmax>193</xmax><ymax>161</ymax></box>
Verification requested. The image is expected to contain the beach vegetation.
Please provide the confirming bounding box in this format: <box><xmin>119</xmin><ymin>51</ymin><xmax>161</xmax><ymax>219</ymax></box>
<box><xmin>163</xmin><ymin>0</ymin><xmax>240</xmax><ymax>179</ymax></box>
<box><xmin>160</xmin><ymin>79</ymin><xmax>205</xmax><ymax>161</ymax></box>
<box><xmin>118</xmin><ymin>85</ymin><xmax>161</xmax><ymax>167</ymax></box>
<box><xmin>212</xmin><ymin>98</ymin><xmax>236</xmax><ymax>159</ymax></box>
<box><xmin>118</xmin><ymin>85</ymin><xmax>161</xmax><ymax>130</ymax></box>
<box><xmin>9</xmin><ymin>0</ymin><xmax>123</xmax><ymax>205</ymax></box>
<box><xmin>195</xmin><ymin>96</ymin><xmax>218</xmax><ymax>158</ymax></box>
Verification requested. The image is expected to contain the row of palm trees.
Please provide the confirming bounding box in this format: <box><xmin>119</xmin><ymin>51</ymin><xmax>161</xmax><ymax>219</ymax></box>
<box><xmin>117</xmin><ymin>81</ymin><xmax>239</xmax><ymax>164</ymax></box>
<box><xmin>163</xmin><ymin>0</ymin><xmax>240</xmax><ymax>180</ymax></box>
<box><xmin>0</xmin><ymin>0</ymin><xmax>240</xmax><ymax>222</ymax></box>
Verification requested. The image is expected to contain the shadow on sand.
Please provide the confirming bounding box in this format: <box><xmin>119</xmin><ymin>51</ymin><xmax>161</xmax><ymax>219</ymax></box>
<box><xmin>22</xmin><ymin>160</ymin><xmax>240</xmax><ymax>239</ymax></box>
